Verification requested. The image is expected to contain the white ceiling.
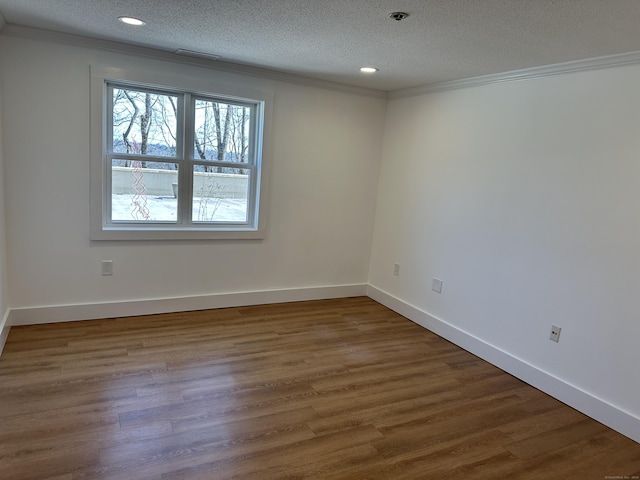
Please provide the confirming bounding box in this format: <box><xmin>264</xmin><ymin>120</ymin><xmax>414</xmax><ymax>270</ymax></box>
<box><xmin>1</xmin><ymin>0</ymin><xmax>640</xmax><ymax>92</ymax></box>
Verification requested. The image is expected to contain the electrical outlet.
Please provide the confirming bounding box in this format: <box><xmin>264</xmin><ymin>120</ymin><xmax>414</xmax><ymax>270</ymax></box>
<box><xmin>432</xmin><ymin>277</ymin><xmax>443</xmax><ymax>294</ymax></box>
<box><xmin>549</xmin><ymin>325</ymin><xmax>561</xmax><ymax>343</ymax></box>
<box><xmin>393</xmin><ymin>263</ymin><xmax>400</xmax><ymax>276</ymax></box>
<box><xmin>101</xmin><ymin>260</ymin><xmax>113</xmax><ymax>276</ymax></box>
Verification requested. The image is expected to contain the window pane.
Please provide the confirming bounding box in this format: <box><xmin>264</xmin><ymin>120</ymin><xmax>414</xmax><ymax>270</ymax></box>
<box><xmin>112</xmin><ymin>160</ymin><xmax>178</xmax><ymax>222</ymax></box>
<box><xmin>192</xmin><ymin>167</ymin><xmax>249</xmax><ymax>223</ymax></box>
<box><xmin>112</xmin><ymin>87</ymin><xmax>178</xmax><ymax>157</ymax></box>
<box><xmin>194</xmin><ymin>99</ymin><xmax>251</xmax><ymax>164</ymax></box>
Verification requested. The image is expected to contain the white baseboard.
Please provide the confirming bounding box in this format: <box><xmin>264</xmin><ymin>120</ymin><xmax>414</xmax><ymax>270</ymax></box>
<box><xmin>7</xmin><ymin>284</ymin><xmax>368</xmax><ymax>326</ymax></box>
<box><xmin>367</xmin><ymin>284</ymin><xmax>640</xmax><ymax>444</ymax></box>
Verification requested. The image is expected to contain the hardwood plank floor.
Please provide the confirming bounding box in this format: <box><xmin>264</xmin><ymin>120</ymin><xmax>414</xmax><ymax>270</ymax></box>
<box><xmin>0</xmin><ymin>297</ymin><xmax>638</xmax><ymax>479</ymax></box>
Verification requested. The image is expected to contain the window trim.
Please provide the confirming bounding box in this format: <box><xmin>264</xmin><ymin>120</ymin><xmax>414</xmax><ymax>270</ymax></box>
<box><xmin>90</xmin><ymin>65</ymin><xmax>270</xmax><ymax>240</ymax></box>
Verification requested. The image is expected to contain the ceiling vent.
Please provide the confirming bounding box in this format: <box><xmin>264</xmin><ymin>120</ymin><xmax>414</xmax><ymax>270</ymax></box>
<box><xmin>174</xmin><ymin>49</ymin><xmax>221</xmax><ymax>61</ymax></box>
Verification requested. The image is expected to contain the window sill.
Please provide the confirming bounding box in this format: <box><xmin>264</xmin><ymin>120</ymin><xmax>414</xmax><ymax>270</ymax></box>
<box><xmin>90</xmin><ymin>226</ymin><xmax>265</xmax><ymax>241</ymax></box>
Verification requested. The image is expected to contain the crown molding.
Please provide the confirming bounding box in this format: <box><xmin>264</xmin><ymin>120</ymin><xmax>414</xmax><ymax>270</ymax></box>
<box><xmin>6</xmin><ymin>22</ymin><xmax>640</xmax><ymax>102</ymax></box>
<box><xmin>0</xmin><ymin>24</ymin><xmax>386</xmax><ymax>99</ymax></box>
<box><xmin>389</xmin><ymin>50</ymin><xmax>640</xmax><ymax>99</ymax></box>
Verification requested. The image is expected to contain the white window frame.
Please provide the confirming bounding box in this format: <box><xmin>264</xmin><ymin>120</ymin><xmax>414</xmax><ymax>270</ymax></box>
<box><xmin>90</xmin><ymin>65</ymin><xmax>270</xmax><ymax>240</ymax></box>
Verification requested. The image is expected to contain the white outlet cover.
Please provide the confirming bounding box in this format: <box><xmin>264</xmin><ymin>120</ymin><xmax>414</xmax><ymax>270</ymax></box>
<box><xmin>101</xmin><ymin>260</ymin><xmax>113</xmax><ymax>276</ymax></box>
<box><xmin>549</xmin><ymin>325</ymin><xmax>561</xmax><ymax>342</ymax></box>
<box><xmin>432</xmin><ymin>278</ymin><xmax>443</xmax><ymax>293</ymax></box>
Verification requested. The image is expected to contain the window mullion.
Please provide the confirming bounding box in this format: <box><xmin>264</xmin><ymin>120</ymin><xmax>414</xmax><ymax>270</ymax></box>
<box><xmin>178</xmin><ymin>93</ymin><xmax>194</xmax><ymax>225</ymax></box>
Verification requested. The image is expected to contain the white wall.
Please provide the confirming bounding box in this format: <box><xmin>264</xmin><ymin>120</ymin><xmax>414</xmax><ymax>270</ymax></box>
<box><xmin>0</xmin><ymin>35</ymin><xmax>385</xmax><ymax>310</ymax></box>
<box><xmin>369</xmin><ymin>65</ymin><xmax>640</xmax><ymax>435</ymax></box>
<box><xmin>0</xmin><ymin>67</ymin><xmax>9</xmax><ymax>350</ymax></box>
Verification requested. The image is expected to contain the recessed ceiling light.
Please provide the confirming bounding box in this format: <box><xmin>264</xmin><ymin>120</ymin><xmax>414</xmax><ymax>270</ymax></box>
<box><xmin>118</xmin><ymin>16</ymin><xmax>146</xmax><ymax>26</ymax></box>
<box><xmin>360</xmin><ymin>67</ymin><xmax>379</xmax><ymax>74</ymax></box>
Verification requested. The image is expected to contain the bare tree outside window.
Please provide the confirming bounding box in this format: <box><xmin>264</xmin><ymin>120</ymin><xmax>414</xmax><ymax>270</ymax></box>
<box><xmin>112</xmin><ymin>88</ymin><xmax>178</xmax><ymax>163</ymax></box>
<box><xmin>194</xmin><ymin>99</ymin><xmax>251</xmax><ymax>173</ymax></box>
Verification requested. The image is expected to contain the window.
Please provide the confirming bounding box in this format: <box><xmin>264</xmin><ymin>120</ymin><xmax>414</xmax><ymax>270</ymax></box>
<box><xmin>90</xmin><ymin>66</ymin><xmax>269</xmax><ymax>240</ymax></box>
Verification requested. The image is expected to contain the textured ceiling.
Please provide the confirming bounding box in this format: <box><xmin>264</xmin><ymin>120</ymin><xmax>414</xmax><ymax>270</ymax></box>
<box><xmin>1</xmin><ymin>0</ymin><xmax>640</xmax><ymax>92</ymax></box>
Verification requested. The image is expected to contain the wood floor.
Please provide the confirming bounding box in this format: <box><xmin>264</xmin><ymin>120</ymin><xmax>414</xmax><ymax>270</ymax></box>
<box><xmin>0</xmin><ymin>297</ymin><xmax>638</xmax><ymax>479</ymax></box>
